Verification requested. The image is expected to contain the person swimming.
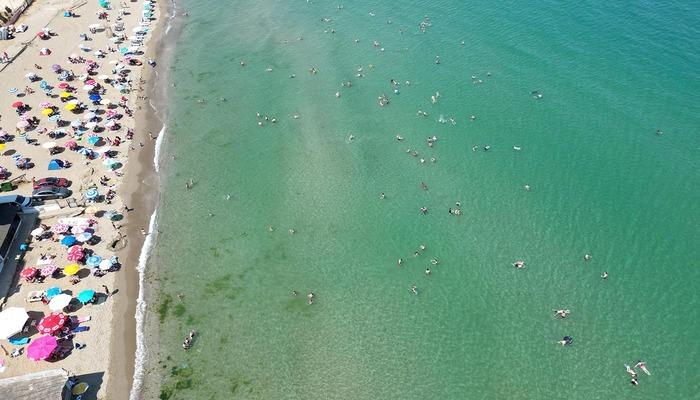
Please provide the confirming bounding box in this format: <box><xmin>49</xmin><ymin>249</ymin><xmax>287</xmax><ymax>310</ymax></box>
<box><xmin>625</xmin><ymin>364</ymin><xmax>638</xmax><ymax>378</ymax></box>
<box><xmin>558</xmin><ymin>336</ymin><xmax>573</xmax><ymax>346</ymax></box>
<box><xmin>397</xmin><ymin>258</ymin><xmax>403</xmax><ymax>267</ymax></box>
<box><xmin>601</xmin><ymin>271</ymin><xmax>608</xmax><ymax>280</ymax></box>
<box><xmin>635</xmin><ymin>361</ymin><xmax>651</xmax><ymax>375</ymax></box>
<box><xmin>554</xmin><ymin>309</ymin><xmax>570</xmax><ymax>318</ymax></box>
<box><xmin>410</xmin><ymin>284</ymin><xmax>418</xmax><ymax>295</ymax></box>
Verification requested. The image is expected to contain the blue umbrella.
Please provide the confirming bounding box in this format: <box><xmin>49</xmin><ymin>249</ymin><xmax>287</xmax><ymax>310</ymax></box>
<box><xmin>77</xmin><ymin>289</ymin><xmax>95</xmax><ymax>304</ymax></box>
<box><xmin>48</xmin><ymin>114</ymin><xmax>60</xmax><ymax>122</ymax></box>
<box><xmin>87</xmin><ymin>135</ymin><xmax>100</xmax><ymax>145</ymax></box>
<box><xmin>89</xmin><ymin>93</ymin><xmax>101</xmax><ymax>101</ymax></box>
<box><xmin>86</xmin><ymin>255</ymin><xmax>102</xmax><ymax>267</ymax></box>
<box><xmin>39</xmin><ymin>80</ymin><xmax>49</xmax><ymax>89</ymax></box>
<box><xmin>45</xmin><ymin>286</ymin><xmax>61</xmax><ymax>299</ymax></box>
<box><xmin>84</xmin><ymin>188</ymin><xmax>99</xmax><ymax>200</ymax></box>
<box><xmin>60</xmin><ymin>236</ymin><xmax>77</xmax><ymax>247</ymax></box>
<box><xmin>59</xmin><ymin>71</ymin><xmax>69</xmax><ymax>80</ymax></box>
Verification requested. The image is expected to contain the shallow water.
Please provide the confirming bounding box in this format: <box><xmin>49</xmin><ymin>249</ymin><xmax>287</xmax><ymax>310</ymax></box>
<box><xmin>141</xmin><ymin>1</ymin><xmax>700</xmax><ymax>399</ymax></box>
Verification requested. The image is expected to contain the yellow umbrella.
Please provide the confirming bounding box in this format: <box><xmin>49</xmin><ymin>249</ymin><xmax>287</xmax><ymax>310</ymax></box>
<box><xmin>65</xmin><ymin>103</ymin><xmax>77</xmax><ymax>111</ymax></box>
<box><xmin>60</xmin><ymin>92</ymin><xmax>72</xmax><ymax>98</ymax></box>
<box><xmin>0</xmin><ymin>144</ymin><xmax>6</xmax><ymax>151</ymax></box>
<box><xmin>41</xmin><ymin>108</ymin><xmax>54</xmax><ymax>116</ymax></box>
<box><xmin>63</xmin><ymin>264</ymin><xmax>80</xmax><ymax>276</ymax></box>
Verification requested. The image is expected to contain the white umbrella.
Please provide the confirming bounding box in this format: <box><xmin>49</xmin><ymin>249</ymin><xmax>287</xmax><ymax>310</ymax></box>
<box><xmin>83</xmin><ymin>112</ymin><xmax>97</xmax><ymax>120</ymax></box>
<box><xmin>82</xmin><ymin>84</ymin><xmax>95</xmax><ymax>91</ymax></box>
<box><xmin>25</xmin><ymin>72</ymin><xmax>37</xmax><ymax>78</ymax></box>
<box><xmin>48</xmin><ymin>294</ymin><xmax>72</xmax><ymax>311</ymax></box>
<box><xmin>0</xmin><ymin>307</ymin><xmax>29</xmax><ymax>339</ymax></box>
<box><xmin>67</xmin><ymin>99</ymin><xmax>80</xmax><ymax>105</ymax></box>
<box><xmin>99</xmin><ymin>259</ymin><xmax>113</xmax><ymax>270</ymax></box>
<box><xmin>41</xmin><ymin>141</ymin><xmax>57</xmax><ymax>149</ymax></box>
<box><xmin>85</xmin><ymin>122</ymin><xmax>98</xmax><ymax>129</ymax></box>
<box><xmin>30</xmin><ymin>227</ymin><xmax>45</xmax><ymax>236</ymax></box>
<box><xmin>100</xmin><ymin>99</ymin><xmax>111</xmax><ymax>105</ymax></box>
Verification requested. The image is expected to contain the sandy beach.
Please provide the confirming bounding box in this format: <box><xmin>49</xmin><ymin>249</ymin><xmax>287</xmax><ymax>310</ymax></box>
<box><xmin>0</xmin><ymin>0</ymin><xmax>167</xmax><ymax>398</ymax></box>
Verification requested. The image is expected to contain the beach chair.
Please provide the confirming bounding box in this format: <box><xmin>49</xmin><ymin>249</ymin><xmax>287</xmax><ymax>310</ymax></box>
<box><xmin>26</xmin><ymin>290</ymin><xmax>44</xmax><ymax>302</ymax></box>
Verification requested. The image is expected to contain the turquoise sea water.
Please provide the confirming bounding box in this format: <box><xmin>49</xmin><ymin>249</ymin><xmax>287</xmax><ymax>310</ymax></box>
<box><xmin>141</xmin><ymin>1</ymin><xmax>700</xmax><ymax>399</ymax></box>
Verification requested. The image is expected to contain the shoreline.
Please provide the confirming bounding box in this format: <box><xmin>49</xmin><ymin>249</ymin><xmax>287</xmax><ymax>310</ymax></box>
<box><xmin>106</xmin><ymin>0</ymin><xmax>181</xmax><ymax>399</ymax></box>
<box><xmin>0</xmin><ymin>0</ymin><xmax>173</xmax><ymax>398</ymax></box>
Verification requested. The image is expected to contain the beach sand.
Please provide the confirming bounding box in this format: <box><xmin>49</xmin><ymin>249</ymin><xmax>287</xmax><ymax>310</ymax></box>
<box><xmin>0</xmin><ymin>0</ymin><xmax>167</xmax><ymax>398</ymax></box>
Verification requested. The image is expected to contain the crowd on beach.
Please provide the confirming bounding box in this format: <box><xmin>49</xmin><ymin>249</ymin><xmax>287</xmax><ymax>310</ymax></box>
<box><xmin>0</xmin><ymin>0</ymin><xmax>160</xmax><ymax>395</ymax></box>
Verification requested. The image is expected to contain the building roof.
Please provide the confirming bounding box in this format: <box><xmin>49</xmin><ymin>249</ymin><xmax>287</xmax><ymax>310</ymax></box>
<box><xmin>0</xmin><ymin>203</ymin><xmax>17</xmax><ymax>244</ymax></box>
<box><xmin>0</xmin><ymin>368</ymin><xmax>68</xmax><ymax>400</ymax></box>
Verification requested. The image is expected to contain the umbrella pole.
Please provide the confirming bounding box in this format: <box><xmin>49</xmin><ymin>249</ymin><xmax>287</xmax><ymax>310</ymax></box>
<box><xmin>0</xmin><ymin>344</ymin><xmax>8</xmax><ymax>356</ymax></box>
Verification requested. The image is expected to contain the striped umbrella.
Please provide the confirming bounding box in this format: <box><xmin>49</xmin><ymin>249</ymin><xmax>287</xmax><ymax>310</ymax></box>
<box><xmin>40</xmin><ymin>264</ymin><xmax>58</xmax><ymax>277</ymax></box>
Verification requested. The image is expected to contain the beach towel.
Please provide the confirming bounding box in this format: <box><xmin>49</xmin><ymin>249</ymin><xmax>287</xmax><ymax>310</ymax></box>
<box><xmin>72</xmin><ymin>326</ymin><xmax>90</xmax><ymax>333</ymax></box>
<box><xmin>9</xmin><ymin>337</ymin><xmax>29</xmax><ymax>345</ymax></box>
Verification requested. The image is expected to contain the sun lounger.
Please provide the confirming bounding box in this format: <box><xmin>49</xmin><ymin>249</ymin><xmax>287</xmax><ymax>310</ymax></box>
<box><xmin>26</xmin><ymin>290</ymin><xmax>44</xmax><ymax>302</ymax></box>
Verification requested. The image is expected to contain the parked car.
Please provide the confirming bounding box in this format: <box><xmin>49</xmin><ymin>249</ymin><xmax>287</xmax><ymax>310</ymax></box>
<box><xmin>33</xmin><ymin>177</ymin><xmax>69</xmax><ymax>190</ymax></box>
<box><xmin>32</xmin><ymin>186</ymin><xmax>71</xmax><ymax>200</ymax></box>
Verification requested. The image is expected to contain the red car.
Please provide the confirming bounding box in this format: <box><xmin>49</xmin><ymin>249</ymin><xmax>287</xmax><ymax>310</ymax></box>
<box><xmin>33</xmin><ymin>177</ymin><xmax>69</xmax><ymax>190</ymax></box>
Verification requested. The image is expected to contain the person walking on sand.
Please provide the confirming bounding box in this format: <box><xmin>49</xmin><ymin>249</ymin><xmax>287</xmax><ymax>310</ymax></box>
<box><xmin>102</xmin><ymin>285</ymin><xmax>110</xmax><ymax>296</ymax></box>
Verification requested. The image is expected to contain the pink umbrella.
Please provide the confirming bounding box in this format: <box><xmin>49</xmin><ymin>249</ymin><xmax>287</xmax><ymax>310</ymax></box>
<box><xmin>26</xmin><ymin>335</ymin><xmax>58</xmax><ymax>361</ymax></box>
<box><xmin>67</xmin><ymin>252</ymin><xmax>83</xmax><ymax>262</ymax></box>
<box><xmin>51</xmin><ymin>223</ymin><xmax>69</xmax><ymax>234</ymax></box>
<box><xmin>57</xmin><ymin>82</ymin><xmax>70</xmax><ymax>89</ymax></box>
<box><xmin>85</xmin><ymin>79</ymin><xmax>96</xmax><ymax>85</ymax></box>
<box><xmin>68</xmin><ymin>244</ymin><xmax>83</xmax><ymax>253</ymax></box>
<box><xmin>64</xmin><ymin>140</ymin><xmax>78</xmax><ymax>149</ymax></box>
<box><xmin>40</xmin><ymin>264</ymin><xmax>58</xmax><ymax>277</ymax></box>
<box><xmin>40</xmin><ymin>101</ymin><xmax>53</xmax><ymax>108</ymax></box>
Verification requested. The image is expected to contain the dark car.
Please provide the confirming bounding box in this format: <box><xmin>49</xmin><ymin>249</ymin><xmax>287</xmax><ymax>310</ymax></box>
<box><xmin>33</xmin><ymin>177</ymin><xmax>69</xmax><ymax>190</ymax></box>
<box><xmin>32</xmin><ymin>186</ymin><xmax>71</xmax><ymax>200</ymax></box>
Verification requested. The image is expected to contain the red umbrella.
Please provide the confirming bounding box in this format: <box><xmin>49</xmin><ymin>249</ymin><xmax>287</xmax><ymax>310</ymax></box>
<box><xmin>11</xmin><ymin>101</ymin><xmax>24</xmax><ymax>108</ymax></box>
<box><xmin>57</xmin><ymin>82</ymin><xmax>70</xmax><ymax>89</ymax></box>
<box><xmin>64</xmin><ymin>140</ymin><xmax>78</xmax><ymax>150</ymax></box>
<box><xmin>20</xmin><ymin>267</ymin><xmax>38</xmax><ymax>281</ymax></box>
<box><xmin>68</xmin><ymin>245</ymin><xmax>84</xmax><ymax>254</ymax></box>
<box><xmin>37</xmin><ymin>312</ymin><xmax>67</xmax><ymax>335</ymax></box>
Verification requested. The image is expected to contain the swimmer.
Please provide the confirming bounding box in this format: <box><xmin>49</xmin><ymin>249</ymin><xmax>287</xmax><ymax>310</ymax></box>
<box><xmin>635</xmin><ymin>361</ymin><xmax>651</xmax><ymax>375</ymax></box>
<box><xmin>291</xmin><ymin>290</ymin><xmax>297</xmax><ymax>296</ymax></box>
<box><xmin>226</xmin><ymin>194</ymin><xmax>231</xmax><ymax>200</ymax></box>
<box><xmin>268</xmin><ymin>225</ymin><xmax>274</xmax><ymax>232</ymax></box>
<box><xmin>625</xmin><ymin>364</ymin><xmax>638</xmax><ymax>378</ymax></box>
<box><xmin>425</xmin><ymin>268</ymin><xmax>431</xmax><ymax>275</ymax></box>
<box><xmin>335</xmin><ymin>91</ymin><xmax>341</xmax><ymax>98</ymax></box>
<box><xmin>420</xmin><ymin>181</ymin><xmax>429</xmax><ymax>190</ymax></box>
<box><xmin>419</xmin><ymin>245</ymin><xmax>426</xmax><ymax>251</ymax></box>
<box><xmin>288</xmin><ymin>228</ymin><xmax>296</xmax><ymax>234</ymax></box>
<box><xmin>397</xmin><ymin>258</ymin><xmax>403</xmax><ymax>267</ymax></box>
<box><xmin>410</xmin><ymin>284</ymin><xmax>418</xmax><ymax>295</ymax></box>
<box><xmin>584</xmin><ymin>254</ymin><xmax>592</xmax><ymax>261</ymax></box>
<box><xmin>483</xmin><ymin>145</ymin><xmax>491</xmax><ymax>151</ymax></box>
<box><xmin>601</xmin><ymin>271</ymin><xmax>608</xmax><ymax>280</ymax></box>
<box><xmin>188</xmin><ymin>330</ymin><xmax>196</xmax><ymax>339</ymax></box>
<box><xmin>554</xmin><ymin>309</ymin><xmax>570</xmax><ymax>318</ymax></box>
<box><xmin>513</xmin><ymin>146</ymin><xmax>522</xmax><ymax>151</ymax></box>
<box><xmin>307</xmin><ymin>292</ymin><xmax>314</xmax><ymax>305</ymax></box>
<box><xmin>420</xmin><ymin>207</ymin><xmax>428</xmax><ymax>214</ymax></box>
<box><xmin>655</xmin><ymin>129</ymin><xmax>663</xmax><ymax>135</ymax></box>
<box><xmin>524</xmin><ymin>184</ymin><xmax>531</xmax><ymax>191</ymax></box>
<box><xmin>558</xmin><ymin>336</ymin><xmax>573</xmax><ymax>346</ymax></box>
<box><xmin>396</xmin><ymin>134</ymin><xmax>404</xmax><ymax>141</ymax></box>
<box><xmin>630</xmin><ymin>377</ymin><xmax>639</xmax><ymax>386</ymax></box>
<box><xmin>513</xmin><ymin>260</ymin><xmax>525</xmax><ymax>269</ymax></box>
<box><xmin>430</xmin><ymin>259</ymin><xmax>439</xmax><ymax>265</ymax></box>
<box><xmin>472</xmin><ymin>145</ymin><xmax>478</xmax><ymax>152</ymax></box>
<box><xmin>380</xmin><ymin>192</ymin><xmax>385</xmax><ymax>200</ymax></box>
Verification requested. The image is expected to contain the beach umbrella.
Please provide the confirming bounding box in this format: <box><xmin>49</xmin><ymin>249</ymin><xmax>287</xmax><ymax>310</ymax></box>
<box><xmin>57</xmin><ymin>82</ymin><xmax>70</xmax><ymax>89</ymax></box>
<box><xmin>51</xmin><ymin>223</ymin><xmax>69</xmax><ymax>234</ymax></box>
<box><xmin>85</xmin><ymin>122</ymin><xmax>98</xmax><ymax>130</ymax></box>
<box><xmin>0</xmin><ymin>307</ymin><xmax>29</xmax><ymax>339</ymax></box>
<box><xmin>85</xmin><ymin>79</ymin><xmax>97</xmax><ymax>85</ymax></box>
<box><xmin>67</xmin><ymin>99</ymin><xmax>80</xmax><ymax>105</ymax></box>
<box><xmin>77</xmin><ymin>147</ymin><xmax>92</xmax><ymax>156</ymax></box>
<box><xmin>49</xmin><ymin>114</ymin><xmax>61</xmax><ymax>122</ymax></box>
<box><xmin>19</xmin><ymin>114</ymin><xmax>31</xmax><ymax>121</ymax></box>
<box><xmin>31</xmin><ymin>227</ymin><xmax>45</xmax><ymax>237</ymax></box>
<box><xmin>11</xmin><ymin>101</ymin><xmax>24</xmax><ymax>108</ymax></box>
<box><xmin>76</xmin><ymin>232</ymin><xmax>93</xmax><ymax>242</ymax></box>
<box><xmin>42</xmin><ymin>108</ymin><xmax>54</xmax><ymax>116</ymax></box>
<box><xmin>70</xmin><ymin>119</ymin><xmax>82</xmax><ymax>128</ymax></box>
<box><xmin>39</xmin><ymin>80</ymin><xmax>50</xmax><ymax>89</ymax></box>
<box><xmin>45</xmin><ymin>287</ymin><xmax>61</xmax><ymax>299</ymax></box>
<box><xmin>65</xmin><ymin>140</ymin><xmax>78</xmax><ymax>150</ymax></box>
<box><xmin>89</xmin><ymin>23</ymin><xmax>103</xmax><ymax>30</ymax></box>
<box><xmin>86</xmin><ymin>255</ymin><xmax>102</xmax><ymax>267</ymax></box>
<box><xmin>48</xmin><ymin>293</ymin><xmax>72</xmax><ymax>311</ymax></box>
<box><xmin>65</xmin><ymin>103</ymin><xmax>77</xmax><ymax>111</ymax></box>
<box><xmin>77</xmin><ymin>289</ymin><xmax>95</xmax><ymax>304</ymax></box>
<box><xmin>59</xmin><ymin>91</ymin><xmax>72</xmax><ymax>98</ymax></box>
<box><xmin>98</xmin><ymin>259</ymin><xmax>113</xmax><ymax>271</ymax></box>
<box><xmin>20</xmin><ymin>267</ymin><xmax>38</xmax><ymax>281</ymax></box>
<box><xmin>16</xmin><ymin>121</ymin><xmax>30</xmax><ymax>129</ymax></box>
<box><xmin>63</xmin><ymin>264</ymin><xmax>80</xmax><ymax>276</ymax></box>
<box><xmin>39</xmin><ymin>101</ymin><xmax>52</xmax><ymax>108</ymax></box>
<box><xmin>27</xmin><ymin>335</ymin><xmax>58</xmax><ymax>361</ymax></box>
<box><xmin>98</xmin><ymin>74</ymin><xmax>109</xmax><ymax>81</ymax></box>
<box><xmin>40</xmin><ymin>265</ymin><xmax>58</xmax><ymax>277</ymax></box>
<box><xmin>60</xmin><ymin>235</ymin><xmax>77</xmax><ymax>247</ymax></box>
<box><xmin>68</xmin><ymin>244</ymin><xmax>84</xmax><ymax>253</ymax></box>
<box><xmin>87</xmin><ymin>136</ymin><xmax>100</xmax><ymax>146</ymax></box>
<box><xmin>37</xmin><ymin>312</ymin><xmax>67</xmax><ymax>335</ymax></box>
<box><xmin>67</xmin><ymin>252</ymin><xmax>83</xmax><ymax>262</ymax></box>
<box><xmin>59</xmin><ymin>71</ymin><xmax>69</xmax><ymax>80</ymax></box>
<box><xmin>99</xmin><ymin>99</ymin><xmax>111</xmax><ymax>105</ymax></box>
<box><xmin>84</xmin><ymin>188</ymin><xmax>99</xmax><ymax>200</ymax></box>
<box><xmin>41</xmin><ymin>141</ymin><xmax>57</xmax><ymax>149</ymax></box>
<box><xmin>89</xmin><ymin>93</ymin><xmax>101</xmax><ymax>102</ymax></box>
<box><xmin>83</xmin><ymin>112</ymin><xmax>97</xmax><ymax>120</ymax></box>
<box><xmin>51</xmin><ymin>64</ymin><xmax>61</xmax><ymax>72</ymax></box>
